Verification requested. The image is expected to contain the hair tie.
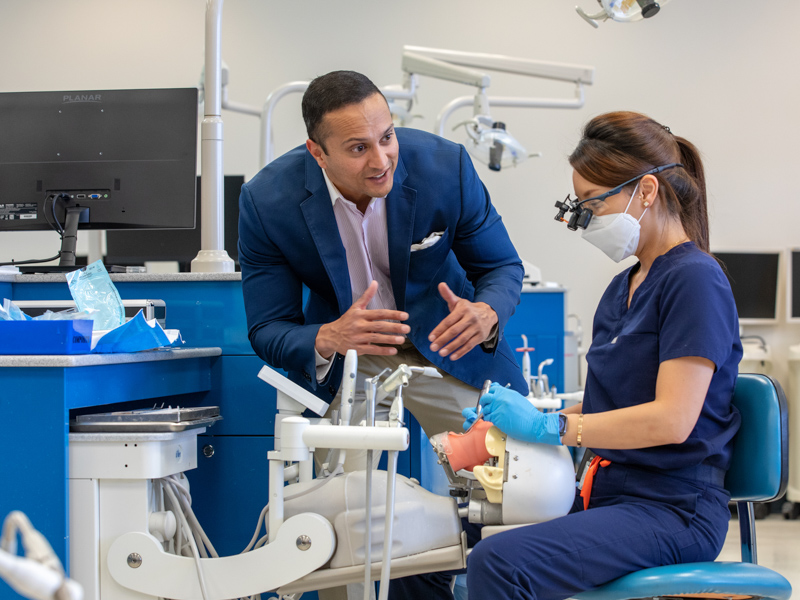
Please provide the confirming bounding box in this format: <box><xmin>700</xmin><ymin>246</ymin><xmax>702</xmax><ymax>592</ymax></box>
<box><xmin>663</xmin><ymin>125</ymin><xmax>672</xmax><ymax>134</ymax></box>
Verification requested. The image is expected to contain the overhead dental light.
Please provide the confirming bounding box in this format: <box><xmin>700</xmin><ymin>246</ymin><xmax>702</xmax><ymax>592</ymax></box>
<box><xmin>401</xmin><ymin>46</ymin><xmax>594</xmax><ymax>172</ymax></box>
<box><xmin>576</xmin><ymin>0</ymin><xmax>671</xmax><ymax>28</ymax></box>
<box><xmin>257</xmin><ymin>48</ymin><xmax>594</xmax><ymax>171</ymax></box>
<box><xmin>456</xmin><ymin>116</ymin><xmax>529</xmax><ymax>171</ymax></box>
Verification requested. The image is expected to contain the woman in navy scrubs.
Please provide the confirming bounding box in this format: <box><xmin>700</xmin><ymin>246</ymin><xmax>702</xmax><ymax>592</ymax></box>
<box><xmin>465</xmin><ymin>112</ymin><xmax>742</xmax><ymax>600</ymax></box>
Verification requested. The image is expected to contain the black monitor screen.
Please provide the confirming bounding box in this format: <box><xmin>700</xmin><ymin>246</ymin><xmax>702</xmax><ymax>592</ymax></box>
<box><xmin>105</xmin><ymin>175</ymin><xmax>242</xmax><ymax>270</ymax></box>
<box><xmin>0</xmin><ymin>88</ymin><xmax>197</xmax><ymax>233</ymax></box>
<box><xmin>714</xmin><ymin>251</ymin><xmax>780</xmax><ymax>321</ymax></box>
<box><xmin>792</xmin><ymin>250</ymin><xmax>800</xmax><ymax>320</ymax></box>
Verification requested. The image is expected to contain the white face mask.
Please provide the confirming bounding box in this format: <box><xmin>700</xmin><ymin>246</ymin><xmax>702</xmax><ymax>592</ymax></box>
<box><xmin>581</xmin><ymin>182</ymin><xmax>647</xmax><ymax>263</ymax></box>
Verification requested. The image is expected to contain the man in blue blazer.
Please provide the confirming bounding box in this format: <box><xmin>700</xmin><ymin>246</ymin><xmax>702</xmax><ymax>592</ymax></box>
<box><xmin>239</xmin><ymin>71</ymin><xmax>527</xmax><ymax>440</ymax></box>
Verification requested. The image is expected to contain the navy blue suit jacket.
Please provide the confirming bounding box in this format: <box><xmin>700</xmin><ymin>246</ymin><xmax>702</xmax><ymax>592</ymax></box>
<box><xmin>239</xmin><ymin>127</ymin><xmax>527</xmax><ymax>401</ymax></box>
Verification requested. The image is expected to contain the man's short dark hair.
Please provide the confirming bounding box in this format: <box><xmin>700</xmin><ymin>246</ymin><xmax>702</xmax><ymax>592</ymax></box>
<box><xmin>302</xmin><ymin>70</ymin><xmax>384</xmax><ymax>153</ymax></box>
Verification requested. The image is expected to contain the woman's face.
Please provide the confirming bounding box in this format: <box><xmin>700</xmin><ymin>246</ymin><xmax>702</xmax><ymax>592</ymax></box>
<box><xmin>571</xmin><ymin>170</ymin><xmax>645</xmax><ymax>219</ymax></box>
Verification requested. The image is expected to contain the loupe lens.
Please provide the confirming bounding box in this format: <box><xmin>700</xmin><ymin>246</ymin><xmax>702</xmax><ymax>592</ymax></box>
<box><xmin>567</xmin><ymin>211</ymin><xmax>580</xmax><ymax>231</ymax></box>
<box><xmin>576</xmin><ymin>209</ymin><xmax>593</xmax><ymax>230</ymax></box>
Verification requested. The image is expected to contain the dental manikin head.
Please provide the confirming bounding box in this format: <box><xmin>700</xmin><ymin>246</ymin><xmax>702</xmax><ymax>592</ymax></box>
<box><xmin>430</xmin><ymin>420</ymin><xmax>576</xmax><ymax>525</ymax></box>
<box><xmin>303</xmin><ymin>71</ymin><xmax>399</xmax><ymax>212</ymax></box>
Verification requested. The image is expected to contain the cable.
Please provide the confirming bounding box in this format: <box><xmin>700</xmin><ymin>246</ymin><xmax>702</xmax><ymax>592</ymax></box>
<box><xmin>285</xmin><ymin>464</ymin><xmax>343</xmax><ymax>502</ymax></box>
<box><xmin>43</xmin><ymin>193</ymin><xmax>64</xmax><ymax>236</ymax></box>
<box><xmin>165</xmin><ymin>475</ymin><xmax>219</xmax><ymax>559</ymax></box>
<box><xmin>377</xmin><ymin>451</ymin><xmax>399</xmax><ymax>600</ymax></box>
<box><xmin>161</xmin><ymin>480</ymin><xmax>211</xmax><ymax>600</ymax></box>
<box><xmin>242</xmin><ymin>464</ymin><xmax>344</xmax><ymax>554</ymax></box>
<box><xmin>242</xmin><ymin>505</ymin><xmax>269</xmax><ymax>554</ymax></box>
<box><xmin>0</xmin><ymin>194</ymin><xmax>64</xmax><ymax>267</ymax></box>
<box><xmin>157</xmin><ymin>466</ymin><xmax>339</xmax><ymax>599</ymax></box>
<box><xmin>0</xmin><ymin>252</ymin><xmax>62</xmax><ymax>267</ymax></box>
<box><xmin>363</xmin><ymin>452</ymin><xmax>373</xmax><ymax>600</ymax></box>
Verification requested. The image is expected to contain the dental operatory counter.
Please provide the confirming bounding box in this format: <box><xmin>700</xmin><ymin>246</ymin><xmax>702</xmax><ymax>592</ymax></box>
<box><xmin>0</xmin><ymin>272</ymin><xmax>569</xmax><ymax>564</ymax></box>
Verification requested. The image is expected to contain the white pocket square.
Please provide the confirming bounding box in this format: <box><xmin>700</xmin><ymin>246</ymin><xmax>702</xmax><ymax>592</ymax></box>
<box><xmin>410</xmin><ymin>231</ymin><xmax>444</xmax><ymax>252</ymax></box>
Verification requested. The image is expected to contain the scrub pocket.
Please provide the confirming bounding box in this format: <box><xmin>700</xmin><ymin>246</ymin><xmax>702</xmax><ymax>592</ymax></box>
<box><xmin>588</xmin><ymin>333</ymin><xmax>659</xmax><ymax>407</ymax></box>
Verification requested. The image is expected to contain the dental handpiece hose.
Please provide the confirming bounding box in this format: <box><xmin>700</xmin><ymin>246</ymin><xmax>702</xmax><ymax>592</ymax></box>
<box><xmin>377</xmin><ymin>385</ymin><xmax>403</xmax><ymax>600</ymax></box>
<box><xmin>363</xmin><ymin>377</ymin><xmax>378</xmax><ymax>600</ymax></box>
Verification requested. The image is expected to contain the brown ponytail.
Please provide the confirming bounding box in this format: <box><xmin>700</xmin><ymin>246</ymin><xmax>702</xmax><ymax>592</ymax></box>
<box><xmin>569</xmin><ymin>112</ymin><xmax>710</xmax><ymax>252</ymax></box>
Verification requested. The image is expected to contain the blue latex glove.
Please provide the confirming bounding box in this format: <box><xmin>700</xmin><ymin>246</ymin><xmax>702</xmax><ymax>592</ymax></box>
<box><xmin>461</xmin><ymin>407</ymin><xmax>479</xmax><ymax>431</ymax></box>
<box><xmin>479</xmin><ymin>382</ymin><xmax>562</xmax><ymax>445</ymax></box>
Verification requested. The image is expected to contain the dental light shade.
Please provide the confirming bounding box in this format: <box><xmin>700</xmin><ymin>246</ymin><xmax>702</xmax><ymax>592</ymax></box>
<box><xmin>457</xmin><ymin>116</ymin><xmax>528</xmax><ymax>171</ymax></box>
<box><xmin>576</xmin><ymin>0</ymin><xmax>671</xmax><ymax>28</ymax></box>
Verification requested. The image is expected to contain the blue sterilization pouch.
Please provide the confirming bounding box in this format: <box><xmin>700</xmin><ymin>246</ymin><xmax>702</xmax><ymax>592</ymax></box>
<box><xmin>65</xmin><ymin>260</ymin><xmax>125</xmax><ymax>331</ymax></box>
<box><xmin>0</xmin><ymin>299</ymin><xmax>32</xmax><ymax>321</ymax></box>
<box><xmin>91</xmin><ymin>310</ymin><xmax>183</xmax><ymax>353</ymax></box>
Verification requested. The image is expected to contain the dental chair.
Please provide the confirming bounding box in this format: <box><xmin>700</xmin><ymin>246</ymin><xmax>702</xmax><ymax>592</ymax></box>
<box><xmin>574</xmin><ymin>373</ymin><xmax>792</xmax><ymax>600</ymax></box>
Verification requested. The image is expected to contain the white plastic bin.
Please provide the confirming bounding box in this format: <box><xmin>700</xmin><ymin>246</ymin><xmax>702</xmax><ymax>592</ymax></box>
<box><xmin>787</xmin><ymin>344</ymin><xmax>800</xmax><ymax>503</ymax></box>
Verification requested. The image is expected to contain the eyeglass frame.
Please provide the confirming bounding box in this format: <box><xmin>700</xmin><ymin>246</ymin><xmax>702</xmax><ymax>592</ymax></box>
<box><xmin>554</xmin><ymin>162</ymin><xmax>683</xmax><ymax>231</ymax></box>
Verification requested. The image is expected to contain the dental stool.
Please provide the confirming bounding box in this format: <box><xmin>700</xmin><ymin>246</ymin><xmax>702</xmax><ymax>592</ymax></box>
<box><xmin>574</xmin><ymin>373</ymin><xmax>792</xmax><ymax>600</ymax></box>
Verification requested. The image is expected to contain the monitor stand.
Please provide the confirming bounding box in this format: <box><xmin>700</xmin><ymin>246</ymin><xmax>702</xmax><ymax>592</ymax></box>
<box><xmin>58</xmin><ymin>206</ymin><xmax>90</xmax><ymax>267</ymax></box>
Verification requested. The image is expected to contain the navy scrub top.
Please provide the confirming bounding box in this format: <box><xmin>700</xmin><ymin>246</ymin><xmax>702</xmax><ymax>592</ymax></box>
<box><xmin>584</xmin><ymin>241</ymin><xmax>742</xmax><ymax>472</ymax></box>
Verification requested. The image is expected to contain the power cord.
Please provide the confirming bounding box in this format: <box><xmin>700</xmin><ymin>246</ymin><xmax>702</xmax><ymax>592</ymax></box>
<box><xmin>158</xmin><ymin>467</ymin><xmax>340</xmax><ymax>600</ymax></box>
<box><xmin>0</xmin><ymin>194</ymin><xmax>65</xmax><ymax>267</ymax></box>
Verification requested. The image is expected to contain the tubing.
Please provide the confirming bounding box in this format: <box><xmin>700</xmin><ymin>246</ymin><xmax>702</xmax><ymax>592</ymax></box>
<box><xmin>377</xmin><ymin>450</ymin><xmax>399</xmax><ymax>600</ymax></box>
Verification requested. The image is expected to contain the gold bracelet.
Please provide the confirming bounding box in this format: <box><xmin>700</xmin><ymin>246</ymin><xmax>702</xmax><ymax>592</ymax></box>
<box><xmin>577</xmin><ymin>414</ymin><xmax>584</xmax><ymax>447</ymax></box>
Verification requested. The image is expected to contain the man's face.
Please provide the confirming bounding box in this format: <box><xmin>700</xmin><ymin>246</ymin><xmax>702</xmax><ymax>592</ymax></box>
<box><xmin>306</xmin><ymin>93</ymin><xmax>398</xmax><ymax>208</ymax></box>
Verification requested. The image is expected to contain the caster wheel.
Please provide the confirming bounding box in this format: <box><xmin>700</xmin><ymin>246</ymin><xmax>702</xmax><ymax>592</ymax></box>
<box><xmin>753</xmin><ymin>502</ymin><xmax>771</xmax><ymax>520</ymax></box>
<box><xmin>782</xmin><ymin>501</ymin><xmax>800</xmax><ymax>520</ymax></box>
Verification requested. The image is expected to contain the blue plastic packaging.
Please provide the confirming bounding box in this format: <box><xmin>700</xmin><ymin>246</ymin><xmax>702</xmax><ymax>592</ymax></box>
<box><xmin>0</xmin><ymin>320</ymin><xmax>93</xmax><ymax>354</ymax></box>
<box><xmin>92</xmin><ymin>311</ymin><xmax>178</xmax><ymax>353</ymax></box>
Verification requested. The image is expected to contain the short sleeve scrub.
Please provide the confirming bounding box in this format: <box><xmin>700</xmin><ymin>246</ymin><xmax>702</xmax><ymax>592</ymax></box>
<box><xmin>467</xmin><ymin>242</ymin><xmax>742</xmax><ymax>600</ymax></box>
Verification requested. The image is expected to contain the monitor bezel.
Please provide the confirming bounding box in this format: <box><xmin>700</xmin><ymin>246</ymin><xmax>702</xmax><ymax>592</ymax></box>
<box><xmin>787</xmin><ymin>248</ymin><xmax>800</xmax><ymax>324</ymax></box>
<box><xmin>0</xmin><ymin>87</ymin><xmax>198</xmax><ymax>268</ymax></box>
<box><xmin>712</xmin><ymin>249</ymin><xmax>782</xmax><ymax>326</ymax></box>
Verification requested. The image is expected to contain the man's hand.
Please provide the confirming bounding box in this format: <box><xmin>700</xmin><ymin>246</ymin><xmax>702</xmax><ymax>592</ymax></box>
<box><xmin>428</xmin><ymin>282</ymin><xmax>498</xmax><ymax>361</ymax></box>
<box><xmin>315</xmin><ymin>281</ymin><xmax>410</xmax><ymax>359</ymax></box>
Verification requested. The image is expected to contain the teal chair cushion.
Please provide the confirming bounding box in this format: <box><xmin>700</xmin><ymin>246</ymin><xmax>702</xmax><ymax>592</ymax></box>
<box><xmin>573</xmin><ymin>562</ymin><xmax>792</xmax><ymax>600</ymax></box>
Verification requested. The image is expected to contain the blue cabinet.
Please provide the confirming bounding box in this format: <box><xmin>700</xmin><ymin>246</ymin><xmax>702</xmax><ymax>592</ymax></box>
<box><xmin>505</xmin><ymin>287</ymin><xmax>567</xmax><ymax>393</ymax></box>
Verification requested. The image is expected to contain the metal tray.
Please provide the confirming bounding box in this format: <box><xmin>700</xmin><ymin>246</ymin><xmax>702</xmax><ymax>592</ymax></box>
<box><xmin>75</xmin><ymin>405</ymin><xmax>220</xmax><ymax>424</ymax></box>
<box><xmin>69</xmin><ymin>414</ymin><xmax>222</xmax><ymax>433</ymax></box>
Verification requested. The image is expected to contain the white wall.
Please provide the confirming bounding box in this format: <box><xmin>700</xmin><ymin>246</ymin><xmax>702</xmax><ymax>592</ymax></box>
<box><xmin>2</xmin><ymin>0</ymin><xmax>799</xmax><ymax>389</ymax></box>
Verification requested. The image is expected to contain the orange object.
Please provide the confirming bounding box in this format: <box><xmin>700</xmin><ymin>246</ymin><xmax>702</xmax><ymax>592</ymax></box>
<box><xmin>443</xmin><ymin>420</ymin><xmax>494</xmax><ymax>472</ymax></box>
<box><xmin>580</xmin><ymin>454</ymin><xmax>611</xmax><ymax>510</ymax></box>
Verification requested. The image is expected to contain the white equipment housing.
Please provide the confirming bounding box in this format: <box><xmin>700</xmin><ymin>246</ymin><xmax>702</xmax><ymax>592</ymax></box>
<box><xmin>66</xmin><ymin>352</ymin><xmax>574</xmax><ymax>599</ymax></box>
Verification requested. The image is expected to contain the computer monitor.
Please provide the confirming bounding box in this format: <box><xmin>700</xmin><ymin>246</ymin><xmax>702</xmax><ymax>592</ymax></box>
<box><xmin>713</xmin><ymin>251</ymin><xmax>781</xmax><ymax>324</ymax></box>
<box><xmin>105</xmin><ymin>175</ymin><xmax>243</xmax><ymax>271</ymax></box>
<box><xmin>0</xmin><ymin>88</ymin><xmax>198</xmax><ymax>267</ymax></box>
<box><xmin>788</xmin><ymin>249</ymin><xmax>800</xmax><ymax>323</ymax></box>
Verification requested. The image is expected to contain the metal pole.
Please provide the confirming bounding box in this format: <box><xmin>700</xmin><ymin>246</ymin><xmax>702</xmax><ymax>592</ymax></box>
<box><xmin>191</xmin><ymin>0</ymin><xmax>235</xmax><ymax>272</ymax></box>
